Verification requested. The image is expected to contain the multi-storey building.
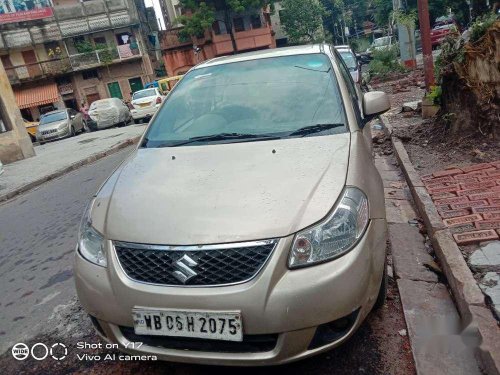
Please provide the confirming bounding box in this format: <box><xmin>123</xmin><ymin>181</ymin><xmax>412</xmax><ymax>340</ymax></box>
<box><xmin>159</xmin><ymin>0</ymin><xmax>276</xmax><ymax>77</ymax></box>
<box><xmin>0</xmin><ymin>0</ymin><xmax>155</xmax><ymax>122</ymax></box>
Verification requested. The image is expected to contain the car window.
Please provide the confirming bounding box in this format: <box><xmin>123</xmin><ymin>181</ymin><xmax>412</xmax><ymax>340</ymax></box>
<box><xmin>143</xmin><ymin>53</ymin><xmax>348</xmax><ymax>147</ymax></box>
<box><xmin>338</xmin><ymin>50</ymin><xmax>357</xmax><ymax>71</ymax></box>
<box><xmin>333</xmin><ymin>47</ymin><xmax>363</xmax><ymax>124</ymax></box>
<box><xmin>334</xmin><ymin>48</ymin><xmax>358</xmax><ymax>100</ymax></box>
<box><xmin>133</xmin><ymin>89</ymin><xmax>157</xmax><ymax>100</ymax></box>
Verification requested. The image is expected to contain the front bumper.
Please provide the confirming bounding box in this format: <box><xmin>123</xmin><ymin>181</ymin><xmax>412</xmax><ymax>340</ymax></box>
<box><xmin>131</xmin><ymin>105</ymin><xmax>159</xmax><ymax>120</ymax></box>
<box><xmin>74</xmin><ymin>219</ymin><xmax>387</xmax><ymax>365</ymax></box>
<box><xmin>37</xmin><ymin>127</ymin><xmax>70</xmax><ymax>142</ymax></box>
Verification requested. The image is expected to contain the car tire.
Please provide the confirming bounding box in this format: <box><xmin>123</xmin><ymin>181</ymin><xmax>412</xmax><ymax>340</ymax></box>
<box><xmin>70</xmin><ymin>126</ymin><xmax>76</xmax><ymax>137</ymax></box>
<box><xmin>373</xmin><ymin>262</ymin><xmax>388</xmax><ymax>310</ymax></box>
<box><xmin>134</xmin><ymin>119</ymin><xmax>141</xmax><ymax>124</ymax></box>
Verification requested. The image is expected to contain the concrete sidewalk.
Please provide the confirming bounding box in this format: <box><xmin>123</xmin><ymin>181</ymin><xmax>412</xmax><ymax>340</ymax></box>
<box><xmin>0</xmin><ymin>124</ymin><xmax>146</xmax><ymax>203</ymax></box>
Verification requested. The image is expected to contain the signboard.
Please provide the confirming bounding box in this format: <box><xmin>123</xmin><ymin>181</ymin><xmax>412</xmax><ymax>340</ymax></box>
<box><xmin>0</xmin><ymin>0</ymin><xmax>53</xmax><ymax>24</ymax></box>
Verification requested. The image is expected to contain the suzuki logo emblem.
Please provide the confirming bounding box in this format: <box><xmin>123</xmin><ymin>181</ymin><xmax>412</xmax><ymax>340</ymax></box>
<box><xmin>172</xmin><ymin>254</ymin><xmax>198</xmax><ymax>284</ymax></box>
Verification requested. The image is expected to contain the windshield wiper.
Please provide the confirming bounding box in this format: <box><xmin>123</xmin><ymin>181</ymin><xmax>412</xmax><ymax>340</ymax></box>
<box><xmin>164</xmin><ymin>133</ymin><xmax>281</xmax><ymax>147</ymax></box>
<box><xmin>287</xmin><ymin>123</ymin><xmax>345</xmax><ymax>137</ymax></box>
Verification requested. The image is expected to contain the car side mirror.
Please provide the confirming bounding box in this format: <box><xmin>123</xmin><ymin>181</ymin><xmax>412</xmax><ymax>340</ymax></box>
<box><xmin>363</xmin><ymin>91</ymin><xmax>390</xmax><ymax>123</ymax></box>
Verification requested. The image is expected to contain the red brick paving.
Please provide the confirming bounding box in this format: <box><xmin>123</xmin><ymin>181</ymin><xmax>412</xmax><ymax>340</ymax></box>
<box><xmin>424</xmin><ymin>160</ymin><xmax>500</xmax><ymax>245</ymax></box>
<box><xmin>453</xmin><ymin>230</ymin><xmax>499</xmax><ymax>245</ymax></box>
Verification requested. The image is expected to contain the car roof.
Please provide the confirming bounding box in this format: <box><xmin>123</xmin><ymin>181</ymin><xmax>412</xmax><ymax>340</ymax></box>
<box><xmin>194</xmin><ymin>44</ymin><xmax>328</xmax><ymax>70</ymax></box>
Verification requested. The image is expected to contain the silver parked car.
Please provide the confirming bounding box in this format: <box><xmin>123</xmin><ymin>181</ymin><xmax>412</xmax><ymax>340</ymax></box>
<box><xmin>36</xmin><ymin>109</ymin><xmax>84</xmax><ymax>144</ymax></box>
<box><xmin>75</xmin><ymin>45</ymin><xmax>390</xmax><ymax>365</ymax></box>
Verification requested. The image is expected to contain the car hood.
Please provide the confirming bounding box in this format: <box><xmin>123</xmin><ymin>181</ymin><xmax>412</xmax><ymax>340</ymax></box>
<box><xmin>37</xmin><ymin>120</ymin><xmax>68</xmax><ymax>131</ymax></box>
<box><xmin>92</xmin><ymin>134</ymin><xmax>351</xmax><ymax>245</ymax></box>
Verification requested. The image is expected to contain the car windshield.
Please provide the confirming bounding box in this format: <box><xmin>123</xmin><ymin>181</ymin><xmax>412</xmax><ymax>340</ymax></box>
<box><xmin>142</xmin><ymin>53</ymin><xmax>347</xmax><ymax>148</ymax></box>
<box><xmin>339</xmin><ymin>51</ymin><xmax>357</xmax><ymax>70</ymax></box>
<box><xmin>373</xmin><ymin>37</ymin><xmax>391</xmax><ymax>47</ymax></box>
<box><xmin>40</xmin><ymin>111</ymin><xmax>67</xmax><ymax>124</ymax></box>
<box><xmin>133</xmin><ymin>89</ymin><xmax>157</xmax><ymax>100</ymax></box>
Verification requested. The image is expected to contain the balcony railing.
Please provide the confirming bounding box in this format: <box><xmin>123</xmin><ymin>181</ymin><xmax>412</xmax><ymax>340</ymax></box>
<box><xmin>68</xmin><ymin>44</ymin><xmax>141</xmax><ymax>71</ymax></box>
<box><xmin>5</xmin><ymin>58</ymin><xmax>72</xmax><ymax>84</ymax></box>
<box><xmin>0</xmin><ymin>0</ymin><xmax>134</xmax><ymax>49</ymax></box>
<box><xmin>5</xmin><ymin>44</ymin><xmax>141</xmax><ymax>84</ymax></box>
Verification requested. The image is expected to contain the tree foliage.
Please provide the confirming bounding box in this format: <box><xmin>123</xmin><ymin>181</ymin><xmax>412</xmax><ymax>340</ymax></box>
<box><xmin>177</xmin><ymin>0</ymin><xmax>274</xmax><ymax>39</ymax></box>
<box><xmin>280</xmin><ymin>0</ymin><xmax>327</xmax><ymax>44</ymax></box>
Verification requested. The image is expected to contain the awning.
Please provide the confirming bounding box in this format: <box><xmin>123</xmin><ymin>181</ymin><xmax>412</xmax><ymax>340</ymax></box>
<box><xmin>14</xmin><ymin>83</ymin><xmax>60</xmax><ymax>109</ymax></box>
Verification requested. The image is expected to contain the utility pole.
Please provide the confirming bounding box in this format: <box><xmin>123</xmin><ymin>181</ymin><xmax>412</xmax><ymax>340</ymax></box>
<box><xmin>417</xmin><ymin>0</ymin><xmax>435</xmax><ymax>90</ymax></box>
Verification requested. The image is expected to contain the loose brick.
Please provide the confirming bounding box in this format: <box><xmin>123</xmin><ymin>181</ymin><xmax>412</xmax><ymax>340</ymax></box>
<box><xmin>461</xmin><ymin>163</ymin><xmax>492</xmax><ymax>173</ymax></box>
<box><xmin>490</xmin><ymin>185</ymin><xmax>500</xmax><ymax>192</ymax></box>
<box><xmin>456</xmin><ymin>171</ymin><xmax>490</xmax><ymax>180</ymax></box>
<box><xmin>429</xmin><ymin>185</ymin><xmax>460</xmax><ymax>195</ymax></box>
<box><xmin>434</xmin><ymin>196</ymin><xmax>470</xmax><ymax>206</ymax></box>
<box><xmin>433</xmin><ymin>169</ymin><xmax>463</xmax><ymax>178</ymax></box>
<box><xmin>453</xmin><ymin>230</ymin><xmax>499</xmax><ymax>245</ymax></box>
<box><xmin>449</xmin><ymin>223</ymin><xmax>476</xmax><ymax>234</ymax></box>
<box><xmin>426</xmin><ymin>176</ymin><xmax>455</xmax><ymax>184</ymax></box>
<box><xmin>436</xmin><ymin>204</ymin><xmax>451</xmax><ymax>212</ymax></box>
<box><xmin>472</xmin><ymin>205</ymin><xmax>500</xmax><ymax>214</ymax></box>
<box><xmin>468</xmin><ymin>192</ymin><xmax>498</xmax><ymax>201</ymax></box>
<box><xmin>488</xmin><ymin>198</ymin><xmax>500</xmax><ymax>205</ymax></box>
<box><xmin>457</xmin><ymin>188</ymin><xmax>490</xmax><ymax>196</ymax></box>
<box><xmin>431</xmin><ymin>192</ymin><xmax>457</xmax><ymax>200</ymax></box>
<box><xmin>475</xmin><ymin>220</ymin><xmax>500</xmax><ymax>230</ymax></box>
<box><xmin>450</xmin><ymin>200</ymin><xmax>489</xmax><ymax>210</ymax></box>
<box><xmin>421</xmin><ymin>174</ymin><xmax>433</xmax><ymax>181</ymax></box>
<box><xmin>452</xmin><ymin>177</ymin><xmax>480</xmax><ymax>185</ymax></box>
<box><xmin>425</xmin><ymin>181</ymin><xmax>459</xmax><ymax>189</ymax></box>
<box><xmin>459</xmin><ymin>181</ymin><xmax>495</xmax><ymax>190</ymax></box>
<box><xmin>478</xmin><ymin>175</ymin><xmax>500</xmax><ymax>183</ymax></box>
<box><xmin>486</xmin><ymin>169</ymin><xmax>500</xmax><ymax>177</ymax></box>
<box><xmin>443</xmin><ymin>214</ymin><xmax>483</xmax><ymax>227</ymax></box>
<box><xmin>440</xmin><ymin>209</ymin><xmax>471</xmax><ymax>219</ymax></box>
<box><xmin>483</xmin><ymin>212</ymin><xmax>500</xmax><ymax>220</ymax></box>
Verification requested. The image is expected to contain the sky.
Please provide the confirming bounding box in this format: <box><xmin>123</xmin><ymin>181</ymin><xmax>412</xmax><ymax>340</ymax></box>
<box><xmin>144</xmin><ymin>0</ymin><xmax>166</xmax><ymax>30</ymax></box>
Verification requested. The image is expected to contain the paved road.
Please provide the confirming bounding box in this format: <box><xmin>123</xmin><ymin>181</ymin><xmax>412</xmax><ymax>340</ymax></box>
<box><xmin>0</xmin><ymin>147</ymin><xmax>415</xmax><ymax>374</ymax></box>
<box><xmin>0</xmin><ymin>148</ymin><xmax>133</xmax><ymax>353</ymax></box>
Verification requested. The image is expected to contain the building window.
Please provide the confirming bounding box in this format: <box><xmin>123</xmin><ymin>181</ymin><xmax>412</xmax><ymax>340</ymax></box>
<box><xmin>93</xmin><ymin>37</ymin><xmax>107</xmax><ymax>47</ymax></box>
<box><xmin>82</xmin><ymin>69</ymin><xmax>99</xmax><ymax>80</ymax></box>
<box><xmin>250</xmin><ymin>15</ymin><xmax>262</xmax><ymax>29</ymax></box>
<box><xmin>212</xmin><ymin>20</ymin><xmax>228</xmax><ymax>35</ymax></box>
<box><xmin>233</xmin><ymin>17</ymin><xmax>245</xmax><ymax>32</ymax></box>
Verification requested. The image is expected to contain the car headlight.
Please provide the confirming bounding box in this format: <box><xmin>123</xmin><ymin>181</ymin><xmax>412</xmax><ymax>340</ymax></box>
<box><xmin>288</xmin><ymin>187</ymin><xmax>369</xmax><ymax>268</ymax></box>
<box><xmin>78</xmin><ymin>199</ymin><xmax>107</xmax><ymax>267</ymax></box>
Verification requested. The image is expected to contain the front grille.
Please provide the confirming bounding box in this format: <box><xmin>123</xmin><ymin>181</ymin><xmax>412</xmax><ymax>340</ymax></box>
<box><xmin>114</xmin><ymin>240</ymin><xmax>277</xmax><ymax>286</ymax></box>
<box><xmin>120</xmin><ymin>326</ymin><xmax>278</xmax><ymax>353</ymax></box>
<box><xmin>41</xmin><ymin>129</ymin><xmax>58</xmax><ymax>135</ymax></box>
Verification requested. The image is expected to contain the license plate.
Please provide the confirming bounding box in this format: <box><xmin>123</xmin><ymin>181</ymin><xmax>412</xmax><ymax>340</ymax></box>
<box><xmin>138</xmin><ymin>102</ymin><xmax>151</xmax><ymax>108</ymax></box>
<box><xmin>132</xmin><ymin>308</ymin><xmax>243</xmax><ymax>342</ymax></box>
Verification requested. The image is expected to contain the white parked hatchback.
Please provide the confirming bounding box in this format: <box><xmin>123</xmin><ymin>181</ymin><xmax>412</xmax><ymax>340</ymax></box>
<box><xmin>130</xmin><ymin>88</ymin><xmax>166</xmax><ymax>124</ymax></box>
